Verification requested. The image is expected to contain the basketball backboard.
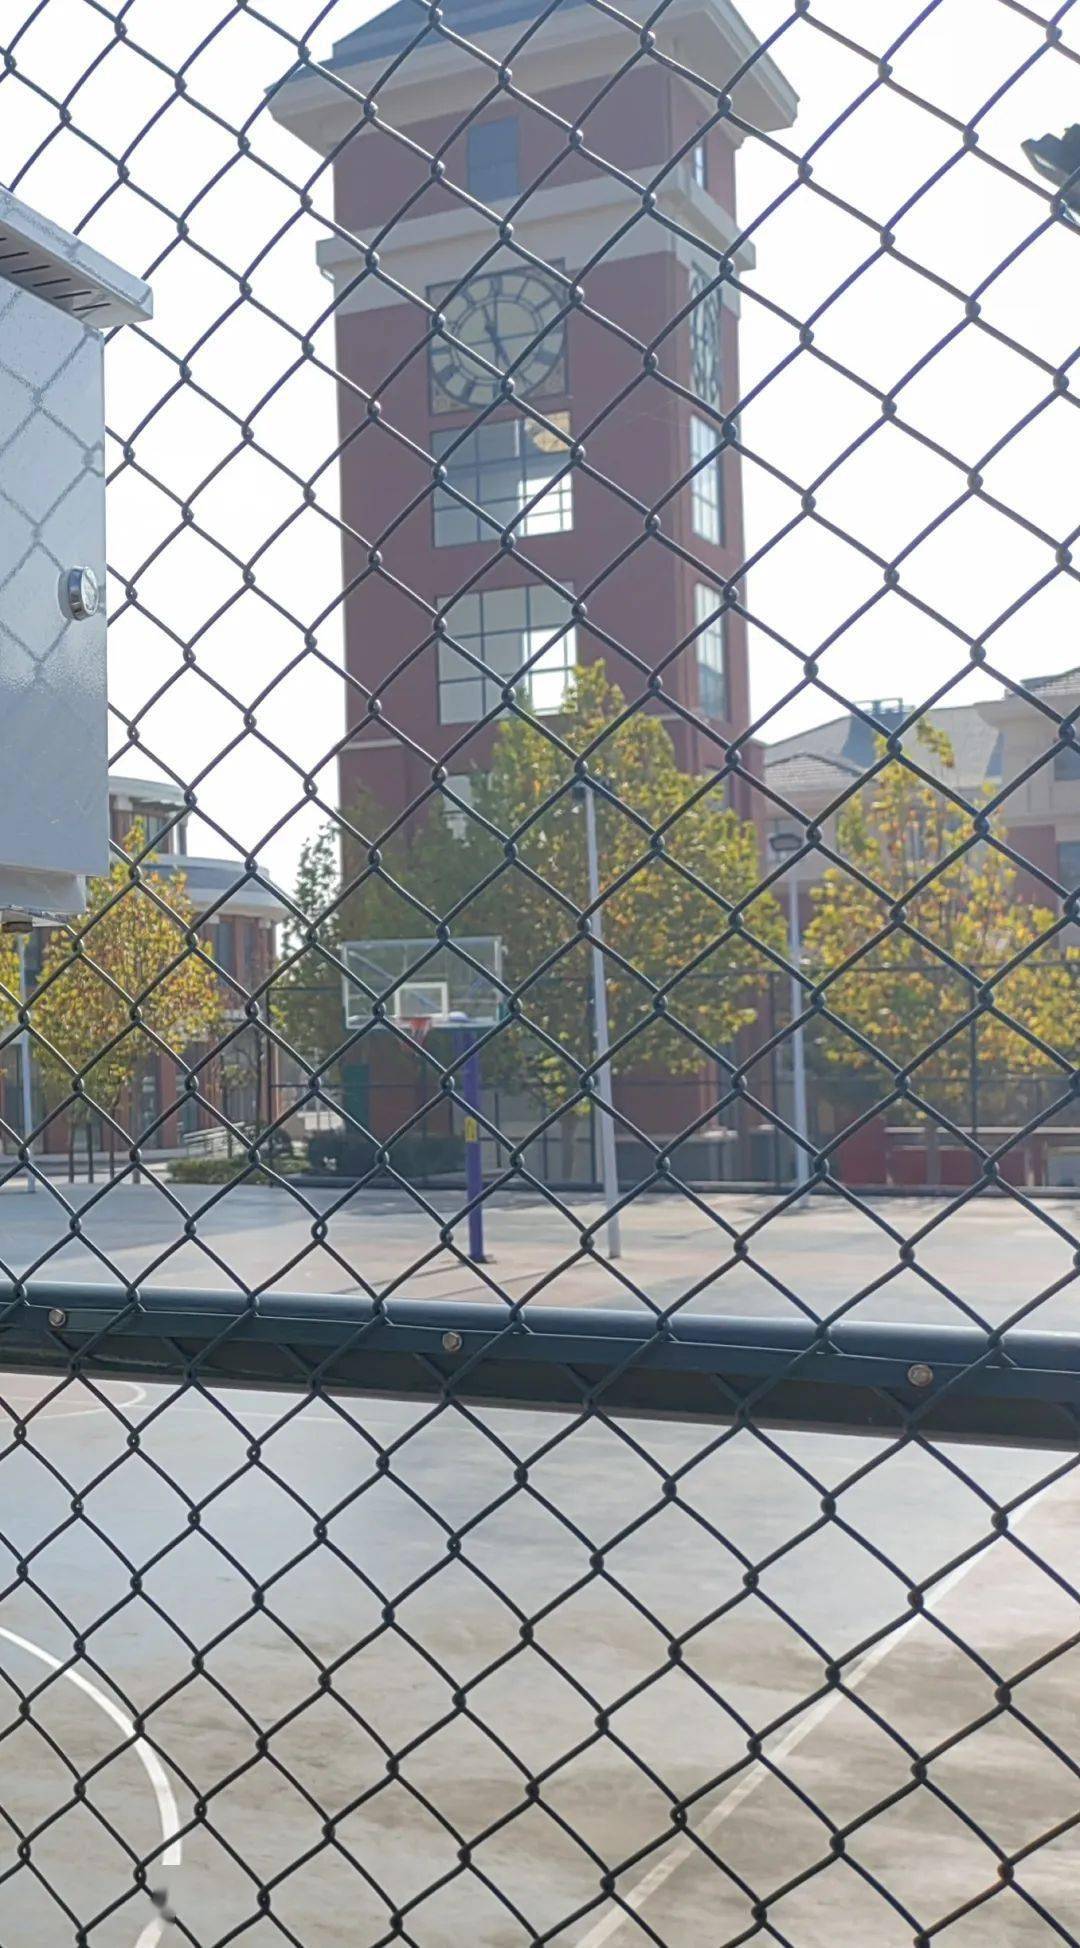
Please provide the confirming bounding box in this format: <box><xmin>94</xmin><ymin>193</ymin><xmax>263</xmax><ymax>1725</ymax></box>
<box><xmin>342</xmin><ymin>936</ymin><xmax>505</xmax><ymax>1032</ymax></box>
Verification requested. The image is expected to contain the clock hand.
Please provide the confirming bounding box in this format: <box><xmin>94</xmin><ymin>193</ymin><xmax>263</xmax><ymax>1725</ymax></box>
<box><xmin>482</xmin><ymin>303</ymin><xmax>511</xmax><ymax>370</ymax></box>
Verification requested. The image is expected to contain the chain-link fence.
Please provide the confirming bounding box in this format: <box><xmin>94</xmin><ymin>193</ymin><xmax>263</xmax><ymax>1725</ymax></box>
<box><xmin>0</xmin><ymin>0</ymin><xmax>1079</xmax><ymax>1941</ymax></box>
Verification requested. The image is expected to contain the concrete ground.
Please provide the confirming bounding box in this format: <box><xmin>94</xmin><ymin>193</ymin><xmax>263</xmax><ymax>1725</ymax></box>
<box><xmin>0</xmin><ymin>1178</ymin><xmax>1079</xmax><ymax>1328</ymax></box>
<box><xmin>0</xmin><ymin>1371</ymin><xmax>1072</xmax><ymax>1946</ymax></box>
<box><xmin>0</xmin><ymin>1186</ymin><xmax>1076</xmax><ymax>1943</ymax></box>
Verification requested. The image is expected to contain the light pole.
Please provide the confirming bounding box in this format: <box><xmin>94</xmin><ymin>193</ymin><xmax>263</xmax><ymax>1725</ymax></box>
<box><xmin>770</xmin><ymin>830</ymin><xmax>810</xmax><ymax>1195</ymax></box>
<box><xmin>574</xmin><ymin>778</ymin><xmax>621</xmax><ymax>1259</ymax></box>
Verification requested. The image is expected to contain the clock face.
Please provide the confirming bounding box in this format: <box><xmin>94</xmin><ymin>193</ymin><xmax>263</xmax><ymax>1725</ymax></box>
<box><xmin>430</xmin><ymin>270</ymin><xmax>567</xmax><ymax>411</ymax></box>
<box><xmin>690</xmin><ymin>270</ymin><xmax>722</xmax><ymax>410</ymax></box>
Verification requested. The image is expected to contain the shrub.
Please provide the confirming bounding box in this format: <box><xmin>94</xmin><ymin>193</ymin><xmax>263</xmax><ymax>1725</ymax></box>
<box><xmin>169</xmin><ymin>1155</ymin><xmax>302</xmax><ymax>1185</ymax></box>
<box><xmin>307</xmin><ymin>1131</ymin><xmax>465</xmax><ymax>1179</ymax></box>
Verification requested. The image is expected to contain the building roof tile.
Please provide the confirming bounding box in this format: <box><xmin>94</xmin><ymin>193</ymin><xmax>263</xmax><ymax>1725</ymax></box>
<box><xmin>764</xmin><ymin>701</ymin><xmax>1003</xmax><ymax>795</ymax></box>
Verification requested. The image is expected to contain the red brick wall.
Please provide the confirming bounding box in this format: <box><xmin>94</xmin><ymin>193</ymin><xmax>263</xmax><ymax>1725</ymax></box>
<box><xmin>1006</xmin><ymin>823</ymin><xmax>1058</xmax><ymax>903</ymax></box>
<box><xmin>669</xmin><ymin>74</ymin><xmax>737</xmax><ymax>209</ymax></box>
<box><xmin>335</xmin><ymin>69</ymin><xmax>675</xmax><ymax>234</ymax></box>
<box><xmin>335</xmin><ymin>263</ymin><xmax>750</xmax><ymax>813</ymax></box>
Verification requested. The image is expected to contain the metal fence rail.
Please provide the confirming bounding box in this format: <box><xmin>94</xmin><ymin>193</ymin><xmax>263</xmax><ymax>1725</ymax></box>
<box><xmin>0</xmin><ymin>0</ymin><xmax>1079</xmax><ymax>1942</ymax></box>
<box><xmin>6</xmin><ymin>1285</ymin><xmax>1080</xmax><ymax>1446</ymax></box>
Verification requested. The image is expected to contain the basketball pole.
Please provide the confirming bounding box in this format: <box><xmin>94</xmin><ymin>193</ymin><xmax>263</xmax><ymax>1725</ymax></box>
<box><xmin>454</xmin><ymin>1021</ymin><xmax>488</xmax><ymax>1264</ymax></box>
<box><xmin>343</xmin><ymin>944</ymin><xmax>500</xmax><ymax>1266</ymax></box>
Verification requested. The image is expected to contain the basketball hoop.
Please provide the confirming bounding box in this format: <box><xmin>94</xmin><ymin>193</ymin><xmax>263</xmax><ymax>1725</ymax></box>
<box><xmin>341</xmin><ymin>937</ymin><xmax>503</xmax><ymax>1269</ymax></box>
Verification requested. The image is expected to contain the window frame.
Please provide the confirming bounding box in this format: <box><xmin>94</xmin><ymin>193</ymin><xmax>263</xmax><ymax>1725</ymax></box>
<box><xmin>442</xmin><ymin>773</ymin><xmax>476</xmax><ymax>840</ymax></box>
<box><xmin>1058</xmin><ymin>839</ymin><xmax>1080</xmax><ymax>885</ymax></box>
<box><xmin>690</xmin><ymin>414</ymin><xmax>724</xmax><ymax>545</ymax></box>
<box><xmin>437</xmin><ymin>584</ymin><xmax>578</xmax><ymax>725</ymax></box>
<box><xmin>216</xmin><ymin>916</ymin><xmax>238</xmax><ymax>977</ymax></box>
<box><xmin>433</xmin><ymin>413</ymin><xmax>574</xmax><ymax>547</ymax></box>
<box><xmin>694</xmin><ymin>583</ymin><xmax>728</xmax><ymax>720</ymax></box>
<box><xmin>466</xmin><ymin>116</ymin><xmax>520</xmax><ymax>202</ymax></box>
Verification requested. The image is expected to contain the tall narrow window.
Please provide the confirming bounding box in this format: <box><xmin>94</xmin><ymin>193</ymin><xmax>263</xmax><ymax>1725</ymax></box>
<box><xmin>1059</xmin><ymin>840</ymin><xmax>1080</xmax><ymax>885</ymax></box>
<box><xmin>216</xmin><ymin>917</ymin><xmax>237</xmax><ymax>977</ymax></box>
<box><xmin>694</xmin><ymin>584</ymin><xmax>727</xmax><ymax>719</ymax></box>
<box><xmin>467</xmin><ymin>118</ymin><xmax>520</xmax><ymax>202</ymax></box>
<box><xmin>690</xmin><ymin>416</ymin><xmax>724</xmax><ymax>544</ymax></box>
<box><xmin>693</xmin><ymin>141</ymin><xmax>708</xmax><ymax>190</ymax></box>
<box><xmin>441</xmin><ymin>774</ymin><xmax>476</xmax><ymax>840</ymax></box>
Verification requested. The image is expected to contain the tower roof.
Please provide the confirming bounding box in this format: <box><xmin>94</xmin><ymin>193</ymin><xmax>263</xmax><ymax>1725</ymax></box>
<box><xmin>328</xmin><ymin>0</ymin><xmax>591</xmax><ymax>70</ymax></box>
<box><xmin>270</xmin><ymin>0</ymin><xmax>798</xmax><ymax>154</ymax></box>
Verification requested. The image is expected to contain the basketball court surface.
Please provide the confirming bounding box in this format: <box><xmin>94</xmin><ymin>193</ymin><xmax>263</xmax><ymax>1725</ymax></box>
<box><xmin>1</xmin><ymin>1178</ymin><xmax>1079</xmax><ymax>1329</ymax></box>
<box><xmin>0</xmin><ymin>1358</ymin><xmax>1073</xmax><ymax>1946</ymax></box>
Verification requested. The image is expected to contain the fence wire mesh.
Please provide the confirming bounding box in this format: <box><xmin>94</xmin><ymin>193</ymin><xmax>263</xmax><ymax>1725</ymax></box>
<box><xmin>0</xmin><ymin>0</ymin><xmax>1079</xmax><ymax>1941</ymax></box>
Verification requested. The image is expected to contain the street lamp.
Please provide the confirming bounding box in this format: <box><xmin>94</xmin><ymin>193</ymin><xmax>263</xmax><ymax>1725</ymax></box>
<box><xmin>770</xmin><ymin>829</ymin><xmax>811</xmax><ymax>1195</ymax></box>
<box><xmin>1022</xmin><ymin>126</ymin><xmax>1080</xmax><ymax>215</ymax></box>
<box><xmin>573</xmin><ymin>776</ymin><xmax>621</xmax><ymax>1259</ymax></box>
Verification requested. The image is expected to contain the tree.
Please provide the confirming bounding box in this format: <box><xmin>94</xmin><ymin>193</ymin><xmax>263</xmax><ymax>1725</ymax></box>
<box><xmin>271</xmin><ymin>821</ymin><xmax>344</xmax><ymax>1074</ymax></box>
<box><xmin>337</xmin><ymin>784</ymin><xmax>489</xmax><ymax>947</ymax></box>
<box><xmin>804</xmin><ymin>723</ymin><xmax>1080</xmax><ymax>1113</ymax></box>
<box><xmin>0</xmin><ymin>934</ymin><xmax>19</xmax><ymax>1032</ymax></box>
<box><xmin>470</xmin><ymin>662</ymin><xmax>783</xmax><ymax>1110</ymax></box>
<box><xmin>272</xmin><ymin>666</ymin><xmax>782</xmax><ymax>1134</ymax></box>
<box><xmin>0</xmin><ymin>932</ymin><xmax>24</xmax><ymax>1146</ymax></box>
<box><xmin>270</xmin><ymin>799</ymin><xmax>484</xmax><ymax>1082</ymax></box>
<box><xmin>30</xmin><ymin>825</ymin><xmax>223</xmax><ymax>1145</ymax></box>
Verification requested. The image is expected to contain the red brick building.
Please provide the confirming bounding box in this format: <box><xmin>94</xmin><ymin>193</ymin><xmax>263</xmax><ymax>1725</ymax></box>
<box><xmin>271</xmin><ymin>0</ymin><xmax>797</xmax><ymax>1182</ymax></box>
<box><xmin>273</xmin><ymin>0</ymin><xmax>797</xmax><ymax>822</ymax></box>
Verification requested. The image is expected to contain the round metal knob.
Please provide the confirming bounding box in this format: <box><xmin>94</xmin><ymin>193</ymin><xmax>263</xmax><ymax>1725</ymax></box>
<box><xmin>60</xmin><ymin>566</ymin><xmax>101</xmax><ymax>622</ymax></box>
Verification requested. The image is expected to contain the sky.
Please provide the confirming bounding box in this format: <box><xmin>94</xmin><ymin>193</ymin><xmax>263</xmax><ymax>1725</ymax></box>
<box><xmin>0</xmin><ymin>0</ymin><xmax>1077</xmax><ymax>893</ymax></box>
<box><xmin>737</xmin><ymin>0</ymin><xmax>1080</xmax><ymax>753</ymax></box>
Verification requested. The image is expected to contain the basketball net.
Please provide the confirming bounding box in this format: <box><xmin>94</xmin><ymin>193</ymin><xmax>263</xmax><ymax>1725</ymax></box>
<box><xmin>401</xmin><ymin>1016</ymin><xmax>434</xmax><ymax>1048</ymax></box>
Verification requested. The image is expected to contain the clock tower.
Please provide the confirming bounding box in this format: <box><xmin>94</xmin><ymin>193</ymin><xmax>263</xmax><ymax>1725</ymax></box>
<box><xmin>271</xmin><ymin>0</ymin><xmax>798</xmax><ymax>825</ymax></box>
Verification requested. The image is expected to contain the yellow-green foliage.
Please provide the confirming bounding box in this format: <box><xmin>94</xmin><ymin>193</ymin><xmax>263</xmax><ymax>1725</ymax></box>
<box><xmin>0</xmin><ymin>933</ymin><xmax>18</xmax><ymax>1036</ymax></box>
<box><xmin>275</xmin><ymin>667</ymin><xmax>783</xmax><ymax>1113</ymax></box>
<box><xmin>805</xmin><ymin>723</ymin><xmax>1080</xmax><ymax>1081</ymax></box>
<box><xmin>30</xmin><ymin>823</ymin><xmax>222</xmax><ymax>1120</ymax></box>
<box><xmin>472</xmin><ymin>663</ymin><xmax>784</xmax><ymax>1107</ymax></box>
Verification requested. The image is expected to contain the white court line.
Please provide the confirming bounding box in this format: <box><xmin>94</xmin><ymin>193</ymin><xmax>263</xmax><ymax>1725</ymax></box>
<box><xmin>0</xmin><ymin>1381</ymin><xmax>147</xmax><ymax>1422</ymax></box>
<box><xmin>162</xmin><ymin>1401</ymin><xmax>411</xmax><ymax>1427</ymax></box>
<box><xmin>0</xmin><ymin>1626</ymin><xmax>183</xmax><ymax>1948</ymax></box>
<box><xmin>576</xmin><ymin>1484</ymin><xmax>1056</xmax><ymax>1947</ymax></box>
<box><xmin>135</xmin><ymin>1916</ymin><xmax>168</xmax><ymax>1948</ymax></box>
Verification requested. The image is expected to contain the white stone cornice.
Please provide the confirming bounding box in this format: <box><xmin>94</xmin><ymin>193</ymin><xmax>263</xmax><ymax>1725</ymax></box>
<box><xmin>316</xmin><ymin>167</ymin><xmax>751</xmax><ymax>315</ymax></box>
